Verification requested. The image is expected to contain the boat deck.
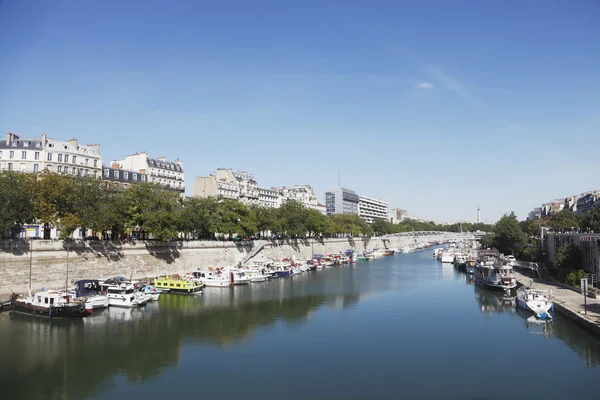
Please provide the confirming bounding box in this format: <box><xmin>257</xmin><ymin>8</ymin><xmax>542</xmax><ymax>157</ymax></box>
<box><xmin>513</xmin><ymin>270</ymin><xmax>600</xmax><ymax>335</ymax></box>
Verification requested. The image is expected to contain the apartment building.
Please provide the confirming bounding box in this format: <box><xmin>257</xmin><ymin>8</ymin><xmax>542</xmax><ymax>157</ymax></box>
<box><xmin>112</xmin><ymin>152</ymin><xmax>184</xmax><ymax>193</ymax></box>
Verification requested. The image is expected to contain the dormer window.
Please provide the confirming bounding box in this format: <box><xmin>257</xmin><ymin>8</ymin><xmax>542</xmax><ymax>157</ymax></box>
<box><xmin>124</xmin><ymin>172</ymin><xmax>129</xmax><ymax>180</ymax></box>
<box><xmin>133</xmin><ymin>173</ymin><xmax>137</xmax><ymax>181</ymax></box>
<box><xmin>114</xmin><ymin>170</ymin><xmax>119</xmax><ymax>179</ymax></box>
<box><xmin>104</xmin><ymin>169</ymin><xmax>109</xmax><ymax>177</ymax></box>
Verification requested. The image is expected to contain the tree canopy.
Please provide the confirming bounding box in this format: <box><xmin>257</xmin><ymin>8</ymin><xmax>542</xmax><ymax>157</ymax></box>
<box><xmin>490</xmin><ymin>212</ymin><xmax>526</xmax><ymax>256</ymax></box>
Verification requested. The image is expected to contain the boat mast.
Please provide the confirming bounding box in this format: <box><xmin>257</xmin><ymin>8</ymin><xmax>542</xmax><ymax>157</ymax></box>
<box><xmin>65</xmin><ymin>241</ymin><xmax>70</xmax><ymax>292</ymax></box>
<box><xmin>29</xmin><ymin>240</ymin><xmax>33</xmax><ymax>294</ymax></box>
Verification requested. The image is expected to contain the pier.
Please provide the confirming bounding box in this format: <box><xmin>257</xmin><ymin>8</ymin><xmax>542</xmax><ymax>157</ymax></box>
<box><xmin>514</xmin><ymin>269</ymin><xmax>600</xmax><ymax>335</ymax></box>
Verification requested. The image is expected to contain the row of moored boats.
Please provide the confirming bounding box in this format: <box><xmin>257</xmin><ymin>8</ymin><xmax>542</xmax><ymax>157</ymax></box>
<box><xmin>434</xmin><ymin>244</ymin><xmax>554</xmax><ymax>321</ymax></box>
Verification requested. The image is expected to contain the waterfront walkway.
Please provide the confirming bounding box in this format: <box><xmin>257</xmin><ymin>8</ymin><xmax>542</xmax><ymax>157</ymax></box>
<box><xmin>514</xmin><ymin>270</ymin><xmax>600</xmax><ymax>335</ymax></box>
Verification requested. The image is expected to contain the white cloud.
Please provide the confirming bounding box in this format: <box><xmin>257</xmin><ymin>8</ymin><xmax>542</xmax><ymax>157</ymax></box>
<box><xmin>415</xmin><ymin>82</ymin><xmax>433</xmax><ymax>89</ymax></box>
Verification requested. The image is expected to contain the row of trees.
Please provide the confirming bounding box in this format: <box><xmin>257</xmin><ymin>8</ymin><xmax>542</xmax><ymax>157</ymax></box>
<box><xmin>370</xmin><ymin>218</ymin><xmax>493</xmax><ymax>236</ymax></box>
<box><xmin>0</xmin><ymin>171</ymin><xmax>378</xmax><ymax>240</ymax></box>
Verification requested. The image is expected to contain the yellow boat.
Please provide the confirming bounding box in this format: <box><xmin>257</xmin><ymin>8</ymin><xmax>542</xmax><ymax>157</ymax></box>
<box><xmin>153</xmin><ymin>275</ymin><xmax>203</xmax><ymax>294</ymax></box>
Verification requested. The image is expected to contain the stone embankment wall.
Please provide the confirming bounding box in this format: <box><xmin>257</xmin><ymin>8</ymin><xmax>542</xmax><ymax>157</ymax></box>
<box><xmin>0</xmin><ymin>234</ymin><xmax>445</xmax><ymax>297</ymax></box>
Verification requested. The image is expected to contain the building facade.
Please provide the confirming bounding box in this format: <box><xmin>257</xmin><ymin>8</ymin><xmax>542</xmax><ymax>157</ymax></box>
<box><xmin>102</xmin><ymin>164</ymin><xmax>148</xmax><ymax>189</ymax></box>
<box><xmin>358</xmin><ymin>195</ymin><xmax>388</xmax><ymax>224</ymax></box>
<box><xmin>325</xmin><ymin>187</ymin><xmax>359</xmax><ymax>215</ymax></box>
<box><xmin>546</xmin><ymin>233</ymin><xmax>600</xmax><ymax>276</ymax></box>
<box><xmin>112</xmin><ymin>152</ymin><xmax>184</xmax><ymax>193</ymax></box>
<box><xmin>258</xmin><ymin>187</ymin><xmax>282</xmax><ymax>208</ymax></box>
<box><xmin>278</xmin><ymin>185</ymin><xmax>319</xmax><ymax>210</ymax></box>
<box><xmin>193</xmin><ymin>169</ymin><xmax>258</xmax><ymax>204</ymax></box>
<box><xmin>0</xmin><ymin>132</ymin><xmax>102</xmax><ymax>178</ymax></box>
<box><xmin>389</xmin><ymin>208</ymin><xmax>408</xmax><ymax>224</ymax></box>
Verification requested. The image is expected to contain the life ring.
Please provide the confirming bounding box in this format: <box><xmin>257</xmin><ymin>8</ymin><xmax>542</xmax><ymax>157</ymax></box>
<box><xmin>79</xmin><ymin>305</ymin><xmax>85</xmax><ymax>313</ymax></box>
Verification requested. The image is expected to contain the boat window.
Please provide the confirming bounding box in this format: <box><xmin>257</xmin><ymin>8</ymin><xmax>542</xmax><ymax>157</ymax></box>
<box><xmin>50</xmin><ymin>298</ymin><xmax>54</xmax><ymax>305</ymax></box>
<box><xmin>170</xmin><ymin>283</ymin><xmax>174</xmax><ymax>287</ymax></box>
<box><xmin>45</xmin><ymin>297</ymin><xmax>49</xmax><ymax>304</ymax></box>
<box><xmin>176</xmin><ymin>284</ymin><xmax>181</xmax><ymax>287</ymax></box>
<box><xmin>37</xmin><ymin>296</ymin><xmax>41</xmax><ymax>302</ymax></box>
<box><xmin>126</xmin><ymin>289</ymin><xmax>134</xmax><ymax>294</ymax></box>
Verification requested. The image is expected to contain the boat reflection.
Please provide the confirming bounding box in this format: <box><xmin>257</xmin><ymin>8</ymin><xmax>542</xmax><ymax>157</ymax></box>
<box><xmin>473</xmin><ymin>285</ymin><xmax>515</xmax><ymax>317</ymax></box>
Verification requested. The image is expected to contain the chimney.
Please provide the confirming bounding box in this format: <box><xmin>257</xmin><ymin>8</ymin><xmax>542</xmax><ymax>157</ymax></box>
<box><xmin>6</xmin><ymin>132</ymin><xmax>19</xmax><ymax>144</ymax></box>
<box><xmin>111</xmin><ymin>163</ymin><xmax>120</xmax><ymax>169</ymax></box>
<box><xmin>88</xmin><ymin>143</ymin><xmax>101</xmax><ymax>155</ymax></box>
<box><xmin>68</xmin><ymin>138</ymin><xmax>78</xmax><ymax>150</ymax></box>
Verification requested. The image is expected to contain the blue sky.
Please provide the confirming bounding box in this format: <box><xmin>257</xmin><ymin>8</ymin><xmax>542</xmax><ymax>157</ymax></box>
<box><xmin>1</xmin><ymin>0</ymin><xmax>599</xmax><ymax>223</ymax></box>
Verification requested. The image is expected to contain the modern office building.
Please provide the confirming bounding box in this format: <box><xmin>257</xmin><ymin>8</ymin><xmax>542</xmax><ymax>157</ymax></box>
<box><xmin>358</xmin><ymin>195</ymin><xmax>388</xmax><ymax>224</ymax></box>
<box><xmin>325</xmin><ymin>187</ymin><xmax>360</xmax><ymax>215</ymax></box>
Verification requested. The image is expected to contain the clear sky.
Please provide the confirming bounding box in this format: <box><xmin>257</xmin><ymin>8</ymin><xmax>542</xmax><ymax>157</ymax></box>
<box><xmin>1</xmin><ymin>0</ymin><xmax>599</xmax><ymax>223</ymax></box>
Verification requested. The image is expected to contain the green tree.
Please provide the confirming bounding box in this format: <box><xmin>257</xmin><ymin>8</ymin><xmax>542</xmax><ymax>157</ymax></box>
<box><xmin>213</xmin><ymin>198</ymin><xmax>257</xmax><ymax>239</ymax></box>
<box><xmin>554</xmin><ymin>242</ymin><xmax>582</xmax><ymax>283</ymax></box>
<box><xmin>306</xmin><ymin>209</ymin><xmax>331</xmax><ymax>237</ymax></box>
<box><xmin>371</xmin><ymin>218</ymin><xmax>390</xmax><ymax>236</ymax></box>
<box><xmin>0</xmin><ymin>171</ymin><xmax>35</xmax><ymax>238</ymax></box>
<box><xmin>181</xmin><ymin>197</ymin><xmax>219</xmax><ymax>239</ymax></box>
<box><xmin>548</xmin><ymin>209</ymin><xmax>579</xmax><ymax>231</ymax></box>
<box><xmin>122</xmin><ymin>183</ymin><xmax>183</xmax><ymax>240</ymax></box>
<box><xmin>492</xmin><ymin>212</ymin><xmax>526</xmax><ymax>256</ymax></box>
<box><xmin>278</xmin><ymin>200</ymin><xmax>309</xmax><ymax>237</ymax></box>
<box><xmin>250</xmin><ymin>205</ymin><xmax>282</xmax><ymax>238</ymax></box>
<box><xmin>581</xmin><ymin>205</ymin><xmax>600</xmax><ymax>233</ymax></box>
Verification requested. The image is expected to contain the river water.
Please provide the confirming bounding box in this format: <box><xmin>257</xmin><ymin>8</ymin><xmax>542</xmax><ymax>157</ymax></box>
<box><xmin>2</xmin><ymin>248</ymin><xmax>600</xmax><ymax>400</ymax></box>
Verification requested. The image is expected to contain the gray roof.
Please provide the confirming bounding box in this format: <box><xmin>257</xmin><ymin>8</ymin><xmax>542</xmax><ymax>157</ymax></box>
<box><xmin>147</xmin><ymin>158</ymin><xmax>183</xmax><ymax>172</ymax></box>
<box><xmin>0</xmin><ymin>139</ymin><xmax>43</xmax><ymax>150</ymax></box>
<box><xmin>102</xmin><ymin>167</ymin><xmax>147</xmax><ymax>183</ymax></box>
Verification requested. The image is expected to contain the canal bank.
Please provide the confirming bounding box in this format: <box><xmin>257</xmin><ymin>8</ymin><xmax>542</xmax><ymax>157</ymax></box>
<box><xmin>514</xmin><ymin>269</ymin><xmax>600</xmax><ymax>336</ymax></box>
<box><xmin>0</xmin><ymin>233</ymin><xmax>468</xmax><ymax>297</ymax></box>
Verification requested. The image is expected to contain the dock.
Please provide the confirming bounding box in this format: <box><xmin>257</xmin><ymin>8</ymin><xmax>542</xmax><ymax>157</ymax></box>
<box><xmin>513</xmin><ymin>269</ymin><xmax>600</xmax><ymax>335</ymax></box>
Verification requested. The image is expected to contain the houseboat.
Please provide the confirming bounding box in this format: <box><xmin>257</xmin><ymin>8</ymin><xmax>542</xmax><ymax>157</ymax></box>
<box><xmin>153</xmin><ymin>275</ymin><xmax>204</xmax><ymax>294</ymax></box>
<box><xmin>473</xmin><ymin>262</ymin><xmax>517</xmax><ymax>291</ymax></box>
<box><xmin>11</xmin><ymin>290</ymin><xmax>87</xmax><ymax>318</ymax></box>
<box><xmin>101</xmin><ymin>277</ymin><xmax>151</xmax><ymax>307</ymax></box>
<box><xmin>74</xmin><ymin>279</ymin><xmax>109</xmax><ymax>310</ymax></box>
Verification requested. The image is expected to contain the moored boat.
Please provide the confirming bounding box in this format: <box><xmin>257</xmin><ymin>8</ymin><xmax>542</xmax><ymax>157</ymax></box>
<box><xmin>10</xmin><ymin>290</ymin><xmax>87</xmax><ymax>318</ymax></box>
<box><xmin>74</xmin><ymin>279</ymin><xmax>109</xmax><ymax>310</ymax></box>
<box><xmin>153</xmin><ymin>275</ymin><xmax>204</xmax><ymax>294</ymax></box>
<box><xmin>516</xmin><ymin>286</ymin><xmax>554</xmax><ymax>320</ymax></box>
<box><xmin>192</xmin><ymin>270</ymin><xmax>233</xmax><ymax>287</ymax></box>
<box><xmin>473</xmin><ymin>262</ymin><xmax>517</xmax><ymax>291</ymax></box>
<box><xmin>101</xmin><ymin>277</ymin><xmax>151</xmax><ymax>307</ymax></box>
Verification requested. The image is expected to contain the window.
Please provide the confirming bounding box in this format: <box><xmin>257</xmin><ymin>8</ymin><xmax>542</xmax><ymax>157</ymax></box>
<box><xmin>34</xmin><ymin>152</ymin><xmax>40</xmax><ymax>160</ymax></box>
<box><xmin>58</xmin><ymin>154</ymin><xmax>62</xmax><ymax>162</ymax></box>
<box><xmin>124</xmin><ymin>172</ymin><xmax>128</xmax><ymax>180</ymax></box>
<box><xmin>64</xmin><ymin>166</ymin><xmax>68</xmax><ymax>174</ymax></box>
<box><xmin>72</xmin><ymin>156</ymin><xmax>77</xmax><ymax>164</ymax></box>
<box><xmin>72</xmin><ymin>168</ymin><xmax>76</xmax><ymax>176</ymax></box>
<box><xmin>133</xmin><ymin>173</ymin><xmax>137</xmax><ymax>181</ymax></box>
<box><xmin>9</xmin><ymin>151</ymin><xmax>14</xmax><ymax>159</ymax></box>
<box><xmin>35</xmin><ymin>142</ymin><xmax>41</xmax><ymax>148</ymax></box>
<box><xmin>58</xmin><ymin>166</ymin><xmax>62</xmax><ymax>173</ymax></box>
<box><xmin>104</xmin><ymin>169</ymin><xmax>109</xmax><ymax>177</ymax></box>
<box><xmin>93</xmin><ymin>160</ymin><xmax>98</xmax><ymax>167</ymax></box>
<box><xmin>23</xmin><ymin>141</ymin><xmax>29</xmax><ymax>148</ymax></box>
<box><xmin>21</xmin><ymin>151</ymin><xmax>26</xmax><ymax>159</ymax></box>
<box><xmin>0</xmin><ymin>151</ymin><xmax>2</xmax><ymax>159</ymax></box>
<box><xmin>114</xmin><ymin>170</ymin><xmax>119</xmax><ymax>179</ymax></box>
<box><xmin>33</xmin><ymin>164</ymin><xmax>38</xmax><ymax>173</ymax></box>
<box><xmin>85</xmin><ymin>158</ymin><xmax>89</xmax><ymax>165</ymax></box>
<box><xmin>45</xmin><ymin>297</ymin><xmax>49</xmax><ymax>304</ymax></box>
<box><xmin>64</xmin><ymin>154</ymin><xmax>69</xmax><ymax>162</ymax></box>
<box><xmin>84</xmin><ymin>169</ymin><xmax>88</xmax><ymax>176</ymax></box>
<box><xmin>93</xmin><ymin>171</ymin><xmax>97</xmax><ymax>179</ymax></box>
<box><xmin>47</xmin><ymin>165</ymin><xmax>52</xmax><ymax>172</ymax></box>
<box><xmin>8</xmin><ymin>163</ymin><xmax>13</xmax><ymax>171</ymax></box>
<box><xmin>47</xmin><ymin>153</ymin><xmax>52</xmax><ymax>161</ymax></box>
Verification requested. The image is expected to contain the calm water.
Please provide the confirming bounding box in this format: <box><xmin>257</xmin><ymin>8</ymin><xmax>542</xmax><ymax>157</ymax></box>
<box><xmin>2</xmin><ymin>248</ymin><xmax>600</xmax><ymax>400</ymax></box>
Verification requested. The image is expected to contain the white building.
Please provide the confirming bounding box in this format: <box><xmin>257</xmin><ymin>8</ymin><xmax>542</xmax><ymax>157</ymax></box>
<box><xmin>112</xmin><ymin>152</ymin><xmax>184</xmax><ymax>193</ymax></box>
<box><xmin>325</xmin><ymin>187</ymin><xmax>359</xmax><ymax>215</ymax></box>
<box><xmin>278</xmin><ymin>185</ymin><xmax>320</xmax><ymax>210</ymax></box>
<box><xmin>0</xmin><ymin>132</ymin><xmax>102</xmax><ymax>178</ymax></box>
<box><xmin>358</xmin><ymin>195</ymin><xmax>388</xmax><ymax>224</ymax></box>
<box><xmin>389</xmin><ymin>208</ymin><xmax>408</xmax><ymax>224</ymax></box>
<box><xmin>193</xmin><ymin>169</ymin><xmax>258</xmax><ymax>204</ymax></box>
<box><xmin>258</xmin><ymin>187</ymin><xmax>282</xmax><ymax>208</ymax></box>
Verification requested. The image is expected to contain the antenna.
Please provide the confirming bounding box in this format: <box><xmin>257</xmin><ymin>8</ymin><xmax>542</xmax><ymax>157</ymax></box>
<box><xmin>338</xmin><ymin>168</ymin><xmax>341</xmax><ymax>187</ymax></box>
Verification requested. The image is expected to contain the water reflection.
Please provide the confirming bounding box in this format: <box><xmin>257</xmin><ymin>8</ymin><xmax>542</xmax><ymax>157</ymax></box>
<box><xmin>472</xmin><ymin>285</ymin><xmax>600</xmax><ymax>366</ymax></box>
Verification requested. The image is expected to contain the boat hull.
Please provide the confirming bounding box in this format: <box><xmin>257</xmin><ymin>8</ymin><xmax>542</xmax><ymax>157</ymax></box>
<box><xmin>11</xmin><ymin>301</ymin><xmax>86</xmax><ymax>318</ymax></box>
<box><xmin>275</xmin><ymin>271</ymin><xmax>291</xmax><ymax>277</ymax></box>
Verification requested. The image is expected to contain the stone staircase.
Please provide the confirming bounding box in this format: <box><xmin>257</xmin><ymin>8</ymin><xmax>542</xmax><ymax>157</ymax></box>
<box><xmin>241</xmin><ymin>240</ymin><xmax>268</xmax><ymax>265</ymax></box>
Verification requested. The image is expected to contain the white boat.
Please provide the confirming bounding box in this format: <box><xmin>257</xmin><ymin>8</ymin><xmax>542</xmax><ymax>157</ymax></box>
<box><xmin>192</xmin><ymin>270</ymin><xmax>232</xmax><ymax>287</ymax></box>
<box><xmin>440</xmin><ymin>251</ymin><xmax>455</xmax><ymax>263</ymax></box>
<box><xmin>231</xmin><ymin>271</ymin><xmax>251</xmax><ymax>285</ymax></box>
<box><xmin>473</xmin><ymin>262</ymin><xmax>517</xmax><ymax>291</ymax></box>
<box><xmin>100</xmin><ymin>277</ymin><xmax>150</xmax><ymax>308</ymax></box>
<box><xmin>505</xmin><ymin>255</ymin><xmax>517</xmax><ymax>267</ymax></box>
<box><xmin>73</xmin><ymin>279</ymin><xmax>109</xmax><ymax>310</ymax></box>
<box><xmin>516</xmin><ymin>286</ymin><xmax>554</xmax><ymax>320</ymax></box>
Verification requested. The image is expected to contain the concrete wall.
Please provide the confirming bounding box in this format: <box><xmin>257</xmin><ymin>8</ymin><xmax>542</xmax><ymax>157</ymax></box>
<box><xmin>0</xmin><ymin>234</ymin><xmax>452</xmax><ymax>298</ymax></box>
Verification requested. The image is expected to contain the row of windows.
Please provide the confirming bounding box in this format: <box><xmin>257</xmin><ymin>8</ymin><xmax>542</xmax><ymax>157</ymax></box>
<box><xmin>0</xmin><ymin>150</ymin><xmax>40</xmax><ymax>160</ymax></box>
<box><xmin>7</xmin><ymin>141</ymin><xmax>42</xmax><ymax>149</ymax></box>
<box><xmin>103</xmin><ymin>169</ymin><xmax>146</xmax><ymax>181</ymax></box>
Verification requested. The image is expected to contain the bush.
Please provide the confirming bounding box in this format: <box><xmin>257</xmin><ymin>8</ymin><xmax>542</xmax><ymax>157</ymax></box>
<box><xmin>565</xmin><ymin>269</ymin><xmax>586</xmax><ymax>287</ymax></box>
